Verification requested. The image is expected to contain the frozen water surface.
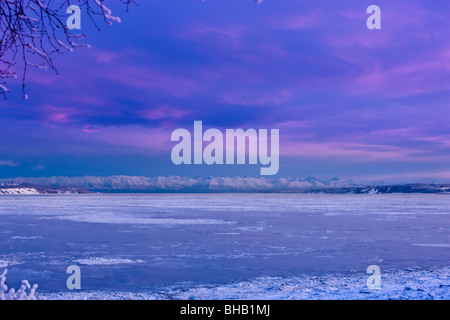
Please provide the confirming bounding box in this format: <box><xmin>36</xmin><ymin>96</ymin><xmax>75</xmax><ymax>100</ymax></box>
<box><xmin>0</xmin><ymin>194</ymin><xmax>448</xmax><ymax>299</ymax></box>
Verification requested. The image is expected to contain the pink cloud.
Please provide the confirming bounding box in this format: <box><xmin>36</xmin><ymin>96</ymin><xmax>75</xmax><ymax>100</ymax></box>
<box><xmin>349</xmin><ymin>52</ymin><xmax>450</xmax><ymax>96</ymax></box>
<box><xmin>82</xmin><ymin>124</ymin><xmax>102</xmax><ymax>133</ymax></box>
<box><xmin>85</xmin><ymin>126</ymin><xmax>172</xmax><ymax>152</ymax></box>
<box><xmin>40</xmin><ymin>105</ymin><xmax>80</xmax><ymax>126</ymax></box>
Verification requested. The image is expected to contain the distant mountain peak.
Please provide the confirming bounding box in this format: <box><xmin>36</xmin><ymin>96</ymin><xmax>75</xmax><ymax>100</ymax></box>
<box><xmin>0</xmin><ymin>175</ymin><xmax>359</xmax><ymax>193</ymax></box>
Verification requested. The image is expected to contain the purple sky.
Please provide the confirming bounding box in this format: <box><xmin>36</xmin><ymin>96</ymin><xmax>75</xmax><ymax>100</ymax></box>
<box><xmin>1</xmin><ymin>0</ymin><xmax>450</xmax><ymax>183</ymax></box>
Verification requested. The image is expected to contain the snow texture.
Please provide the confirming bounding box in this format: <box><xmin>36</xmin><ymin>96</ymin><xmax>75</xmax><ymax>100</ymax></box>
<box><xmin>39</xmin><ymin>266</ymin><xmax>449</xmax><ymax>300</ymax></box>
<box><xmin>0</xmin><ymin>194</ymin><xmax>448</xmax><ymax>300</ymax></box>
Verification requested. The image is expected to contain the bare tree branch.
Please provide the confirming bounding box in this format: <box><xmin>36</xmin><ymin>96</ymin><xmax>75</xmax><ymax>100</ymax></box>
<box><xmin>0</xmin><ymin>0</ymin><xmax>137</xmax><ymax>99</ymax></box>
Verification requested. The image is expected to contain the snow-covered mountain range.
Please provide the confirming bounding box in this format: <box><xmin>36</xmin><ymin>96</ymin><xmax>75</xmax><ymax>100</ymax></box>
<box><xmin>1</xmin><ymin>176</ymin><xmax>449</xmax><ymax>194</ymax></box>
<box><xmin>0</xmin><ymin>176</ymin><xmax>358</xmax><ymax>193</ymax></box>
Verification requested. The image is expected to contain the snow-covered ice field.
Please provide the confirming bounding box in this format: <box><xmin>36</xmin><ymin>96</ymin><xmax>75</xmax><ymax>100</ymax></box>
<box><xmin>0</xmin><ymin>194</ymin><xmax>448</xmax><ymax>300</ymax></box>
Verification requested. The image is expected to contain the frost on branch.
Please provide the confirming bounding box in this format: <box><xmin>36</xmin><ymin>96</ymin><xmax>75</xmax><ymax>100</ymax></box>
<box><xmin>0</xmin><ymin>0</ymin><xmax>136</xmax><ymax>99</ymax></box>
<box><xmin>0</xmin><ymin>268</ymin><xmax>38</xmax><ymax>300</ymax></box>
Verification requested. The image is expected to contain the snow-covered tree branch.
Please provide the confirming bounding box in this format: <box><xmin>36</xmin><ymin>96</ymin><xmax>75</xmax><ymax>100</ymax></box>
<box><xmin>0</xmin><ymin>268</ymin><xmax>38</xmax><ymax>300</ymax></box>
<box><xmin>0</xmin><ymin>0</ymin><xmax>136</xmax><ymax>99</ymax></box>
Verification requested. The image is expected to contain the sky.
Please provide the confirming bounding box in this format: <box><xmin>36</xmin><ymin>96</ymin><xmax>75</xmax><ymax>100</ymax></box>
<box><xmin>1</xmin><ymin>0</ymin><xmax>450</xmax><ymax>183</ymax></box>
